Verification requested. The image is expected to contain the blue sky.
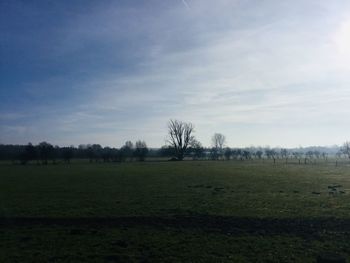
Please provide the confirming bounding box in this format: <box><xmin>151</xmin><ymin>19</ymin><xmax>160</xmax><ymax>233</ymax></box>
<box><xmin>1</xmin><ymin>0</ymin><xmax>350</xmax><ymax>147</ymax></box>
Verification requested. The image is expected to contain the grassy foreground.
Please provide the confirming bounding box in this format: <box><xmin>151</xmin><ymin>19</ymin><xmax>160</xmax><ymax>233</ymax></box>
<box><xmin>1</xmin><ymin>160</ymin><xmax>350</xmax><ymax>262</ymax></box>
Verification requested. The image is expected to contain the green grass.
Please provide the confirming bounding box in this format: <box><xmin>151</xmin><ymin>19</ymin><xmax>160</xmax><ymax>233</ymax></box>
<box><xmin>1</xmin><ymin>160</ymin><xmax>350</xmax><ymax>262</ymax></box>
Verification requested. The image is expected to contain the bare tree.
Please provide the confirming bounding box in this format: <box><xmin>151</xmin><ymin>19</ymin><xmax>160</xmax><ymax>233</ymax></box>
<box><xmin>242</xmin><ymin>150</ymin><xmax>251</xmax><ymax>160</ymax></box>
<box><xmin>167</xmin><ymin>119</ymin><xmax>195</xmax><ymax>160</ymax></box>
<box><xmin>265</xmin><ymin>148</ymin><xmax>277</xmax><ymax>164</ymax></box>
<box><xmin>211</xmin><ymin>133</ymin><xmax>226</xmax><ymax>159</ymax></box>
<box><xmin>341</xmin><ymin>141</ymin><xmax>350</xmax><ymax>160</ymax></box>
<box><xmin>280</xmin><ymin>148</ymin><xmax>289</xmax><ymax>164</ymax></box>
<box><xmin>305</xmin><ymin>151</ymin><xmax>314</xmax><ymax>164</ymax></box>
<box><xmin>190</xmin><ymin>139</ymin><xmax>204</xmax><ymax>160</ymax></box>
<box><xmin>321</xmin><ymin>152</ymin><xmax>328</xmax><ymax>161</ymax></box>
<box><xmin>255</xmin><ymin>150</ymin><xmax>263</xmax><ymax>160</ymax></box>
<box><xmin>134</xmin><ymin>140</ymin><xmax>149</xmax><ymax>161</ymax></box>
<box><xmin>292</xmin><ymin>151</ymin><xmax>302</xmax><ymax>164</ymax></box>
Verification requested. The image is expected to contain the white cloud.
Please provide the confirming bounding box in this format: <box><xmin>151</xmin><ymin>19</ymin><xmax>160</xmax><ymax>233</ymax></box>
<box><xmin>4</xmin><ymin>0</ymin><xmax>350</xmax><ymax>147</ymax></box>
<box><xmin>333</xmin><ymin>17</ymin><xmax>350</xmax><ymax>69</ymax></box>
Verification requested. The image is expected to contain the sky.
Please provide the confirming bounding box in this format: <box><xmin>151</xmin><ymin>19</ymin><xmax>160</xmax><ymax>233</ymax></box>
<box><xmin>1</xmin><ymin>0</ymin><xmax>350</xmax><ymax>148</ymax></box>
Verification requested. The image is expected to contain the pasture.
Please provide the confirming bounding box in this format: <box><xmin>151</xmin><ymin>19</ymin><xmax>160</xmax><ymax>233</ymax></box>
<box><xmin>1</xmin><ymin>160</ymin><xmax>350</xmax><ymax>262</ymax></box>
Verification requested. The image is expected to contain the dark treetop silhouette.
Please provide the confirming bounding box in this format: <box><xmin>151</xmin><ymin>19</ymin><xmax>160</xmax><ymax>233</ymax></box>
<box><xmin>167</xmin><ymin>119</ymin><xmax>195</xmax><ymax>161</ymax></box>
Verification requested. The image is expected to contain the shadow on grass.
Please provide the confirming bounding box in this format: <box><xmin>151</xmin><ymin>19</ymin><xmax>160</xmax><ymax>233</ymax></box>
<box><xmin>1</xmin><ymin>215</ymin><xmax>350</xmax><ymax>237</ymax></box>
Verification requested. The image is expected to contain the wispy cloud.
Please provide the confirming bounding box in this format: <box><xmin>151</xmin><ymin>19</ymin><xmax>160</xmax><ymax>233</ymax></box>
<box><xmin>2</xmin><ymin>0</ymin><xmax>350</xmax><ymax>147</ymax></box>
<box><xmin>181</xmin><ymin>0</ymin><xmax>190</xmax><ymax>9</ymax></box>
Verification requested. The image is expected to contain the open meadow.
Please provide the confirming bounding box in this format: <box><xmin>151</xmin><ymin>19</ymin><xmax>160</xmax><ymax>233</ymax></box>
<box><xmin>1</xmin><ymin>160</ymin><xmax>350</xmax><ymax>262</ymax></box>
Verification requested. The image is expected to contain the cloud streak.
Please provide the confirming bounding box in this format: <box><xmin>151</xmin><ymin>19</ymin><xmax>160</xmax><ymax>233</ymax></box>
<box><xmin>2</xmin><ymin>0</ymin><xmax>350</xmax><ymax>147</ymax></box>
<box><xmin>181</xmin><ymin>0</ymin><xmax>190</xmax><ymax>9</ymax></box>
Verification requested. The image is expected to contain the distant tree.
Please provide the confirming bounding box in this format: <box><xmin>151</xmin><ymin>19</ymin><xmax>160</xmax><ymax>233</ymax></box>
<box><xmin>341</xmin><ymin>141</ymin><xmax>350</xmax><ymax>160</ymax></box>
<box><xmin>86</xmin><ymin>145</ymin><xmax>94</xmax><ymax>162</ymax></box>
<box><xmin>113</xmin><ymin>148</ymin><xmax>121</xmax><ymax>161</ymax></box>
<box><xmin>125</xmin><ymin>141</ymin><xmax>133</xmax><ymax>149</ymax></box>
<box><xmin>255</xmin><ymin>150</ymin><xmax>263</xmax><ymax>160</ymax></box>
<box><xmin>292</xmin><ymin>151</ymin><xmax>303</xmax><ymax>164</ymax></box>
<box><xmin>242</xmin><ymin>150</ymin><xmax>251</xmax><ymax>160</ymax></box>
<box><xmin>321</xmin><ymin>152</ymin><xmax>328</xmax><ymax>161</ymax></box>
<box><xmin>87</xmin><ymin>144</ymin><xmax>102</xmax><ymax>162</ymax></box>
<box><xmin>336</xmin><ymin>150</ymin><xmax>343</xmax><ymax>159</ymax></box>
<box><xmin>62</xmin><ymin>146</ymin><xmax>74</xmax><ymax>163</ymax></box>
<box><xmin>280</xmin><ymin>148</ymin><xmax>289</xmax><ymax>164</ymax></box>
<box><xmin>167</xmin><ymin>119</ymin><xmax>195</xmax><ymax>161</ymax></box>
<box><xmin>314</xmin><ymin>151</ymin><xmax>321</xmax><ymax>159</ymax></box>
<box><xmin>52</xmin><ymin>145</ymin><xmax>59</xmax><ymax>164</ymax></box>
<box><xmin>120</xmin><ymin>141</ymin><xmax>134</xmax><ymax>161</ymax></box>
<box><xmin>110</xmin><ymin>148</ymin><xmax>120</xmax><ymax>162</ymax></box>
<box><xmin>20</xmin><ymin>143</ymin><xmax>37</xmax><ymax>165</ymax></box>
<box><xmin>210</xmin><ymin>147</ymin><xmax>219</xmax><ymax>160</ymax></box>
<box><xmin>211</xmin><ymin>133</ymin><xmax>226</xmax><ymax>160</ymax></box>
<box><xmin>190</xmin><ymin>140</ymin><xmax>204</xmax><ymax>160</ymax></box>
<box><xmin>265</xmin><ymin>148</ymin><xmax>277</xmax><ymax>164</ymax></box>
<box><xmin>305</xmin><ymin>151</ymin><xmax>314</xmax><ymax>164</ymax></box>
<box><xmin>102</xmin><ymin>147</ymin><xmax>113</xmax><ymax>162</ymax></box>
<box><xmin>93</xmin><ymin>144</ymin><xmax>103</xmax><ymax>161</ymax></box>
<box><xmin>134</xmin><ymin>140</ymin><xmax>148</xmax><ymax>161</ymax></box>
<box><xmin>38</xmin><ymin>142</ymin><xmax>54</xmax><ymax>165</ymax></box>
<box><xmin>224</xmin><ymin>147</ymin><xmax>232</xmax><ymax>160</ymax></box>
<box><xmin>159</xmin><ymin>145</ymin><xmax>176</xmax><ymax>158</ymax></box>
<box><xmin>232</xmin><ymin>149</ymin><xmax>243</xmax><ymax>160</ymax></box>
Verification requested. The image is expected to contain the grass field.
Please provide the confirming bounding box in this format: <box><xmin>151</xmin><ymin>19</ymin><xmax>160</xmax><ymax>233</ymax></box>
<box><xmin>1</xmin><ymin>160</ymin><xmax>350</xmax><ymax>262</ymax></box>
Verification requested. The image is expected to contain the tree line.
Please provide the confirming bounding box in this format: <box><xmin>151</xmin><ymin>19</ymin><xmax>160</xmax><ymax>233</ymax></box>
<box><xmin>164</xmin><ymin>119</ymin><xmax>347</xmax><ymax>163</ymax></box>
<box><xmin>0</xmin><ymin>141</ymin><xmax>149</xmax><ymax>164</ymax></box>
<box><xmin>0</xmin><ymin>119</ymin><xmax>348</xmax><ymax>164</ymax></box>
<box><xmin>0</xmin><ymin>141</ymin><xmax>347</xmax><ymax>165</ymax></box>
